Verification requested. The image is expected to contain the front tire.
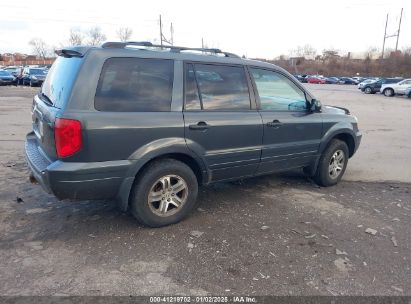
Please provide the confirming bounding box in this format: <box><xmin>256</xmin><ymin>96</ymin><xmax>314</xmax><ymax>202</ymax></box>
<box><xmin>364</xmin><ymin>87</ymin><xmax>372</xmax><ymax>94</ymax></box>
<box><xmin>129</xmin><ymin>159</ymin><xmax>198</xmax><ymax>227</ymax></box>
<box><xmin>383</xmin><ymin>88</ymin><xmax>394</xmax><ymax>97</ymax></box>
<box><xmin>314</xmin><ymin>139</ymin><xmax>349</xmax><ymax>187</ymax></box>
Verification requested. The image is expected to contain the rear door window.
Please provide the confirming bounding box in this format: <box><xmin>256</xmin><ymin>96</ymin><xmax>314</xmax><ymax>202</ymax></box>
<box><xmin>95</xmin><ymin>57</ymin><xmax>174</xmax><ymax>112</ymax></box>
<box><xmin>184</xmin><ymin>63</ymin><xmax>251</xmax><ymax>111</ymax></box>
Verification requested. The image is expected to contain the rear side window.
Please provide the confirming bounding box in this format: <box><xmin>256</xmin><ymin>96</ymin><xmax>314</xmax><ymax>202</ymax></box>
<box><xmin>184</xmin><ymin>63</ymin><xmax>251</xmax><ymax>111</ymax></box>
<box><xmin>95</xmin><ymin>58</ymin><xmax>174</xmax><ymax>112</ymax></box>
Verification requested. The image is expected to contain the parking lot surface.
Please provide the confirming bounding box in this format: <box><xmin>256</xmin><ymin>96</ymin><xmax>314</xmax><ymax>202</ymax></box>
<box><xmin>0</xmin><ymin>85</ymin><xmax>410</xmax><ymax>295</ymax></box>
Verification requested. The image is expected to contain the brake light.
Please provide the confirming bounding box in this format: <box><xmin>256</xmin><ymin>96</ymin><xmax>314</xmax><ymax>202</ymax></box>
<box><xmin>55</xmin><ymin>118</ymin><xmax>82</xmax><ymax>157</ymax></box>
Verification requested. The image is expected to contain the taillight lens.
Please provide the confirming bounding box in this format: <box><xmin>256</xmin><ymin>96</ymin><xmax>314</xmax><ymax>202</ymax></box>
<box><xmin>55</xmin><ymin>118</ymin><xmax>82</xmax><ymax>158</ymax></box>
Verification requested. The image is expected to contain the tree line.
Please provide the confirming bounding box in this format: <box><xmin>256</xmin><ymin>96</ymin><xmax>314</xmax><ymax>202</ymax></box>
<box><xmin>28</xmin><ymin>26</ymin><xmax>133</xmax><ymax>59</ymax></box>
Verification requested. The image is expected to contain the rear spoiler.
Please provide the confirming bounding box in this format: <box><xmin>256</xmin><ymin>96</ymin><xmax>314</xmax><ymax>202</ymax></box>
<box><xmin>55</xmin><ymin>47</ymin><xmax>88</xmax><ymax>58</ymax></box>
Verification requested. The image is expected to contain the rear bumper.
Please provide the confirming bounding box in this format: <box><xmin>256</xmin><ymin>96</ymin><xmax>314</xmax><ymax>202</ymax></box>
<box><xmin>25</xmin><ymin>132</ymin><xmax>132</xmax><ymax>201</ymax></box>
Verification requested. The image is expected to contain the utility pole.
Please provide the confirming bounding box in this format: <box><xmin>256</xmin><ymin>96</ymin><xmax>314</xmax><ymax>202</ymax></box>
<box><xmin>159</xmin><ymin>15</ymin><xmax>173</xmax><ymax>46</ymax></box>
<box><xmin>381</xmin><ymin>14</ymin><xmax>388</xmax><ymax>59</ymax></box>
<box><xmin>395</xmin><ymin>8</ymin><xmax>403</xmax><ymax>51</ymax></box>
<box><xmin>381</xmin><ymin>8</ymin><xmax>404</xmax><ymax>58</ymax></box>
<box><xmin>159</xmin><ymin>14</ymin><xmax>163</xmax><ymax>48</ymax></box>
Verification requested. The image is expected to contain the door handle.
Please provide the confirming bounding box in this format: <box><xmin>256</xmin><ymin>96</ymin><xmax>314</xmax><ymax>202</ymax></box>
<box><xmin>189</xmin><ymin>121</ymin><xmax>209</xmax><ymax>131</ymax></box>
<box><xmin>266</xmin><ymin>119</ymin><xmax>283</xmax><ymax>128</ymax></box>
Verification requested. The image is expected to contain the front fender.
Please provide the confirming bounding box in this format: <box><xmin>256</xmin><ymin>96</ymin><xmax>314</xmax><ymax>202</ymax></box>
<box><xmin>319</xmin><ymin>122</ymin><xmax>356</xmax><ymax>154</ymax></box>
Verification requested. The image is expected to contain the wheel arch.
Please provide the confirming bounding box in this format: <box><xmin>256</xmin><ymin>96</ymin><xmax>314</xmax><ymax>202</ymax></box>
<box><xmin>117</xmin><ymin>147</ymin><xmax>208</xmax><ymax>212</ymax></box>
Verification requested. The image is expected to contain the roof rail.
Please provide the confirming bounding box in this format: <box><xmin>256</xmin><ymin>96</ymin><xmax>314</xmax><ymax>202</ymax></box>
<box><xmin>101</xmin><ymin>41</ymin><xmax>240</xmax><ymax>58</ymax></box>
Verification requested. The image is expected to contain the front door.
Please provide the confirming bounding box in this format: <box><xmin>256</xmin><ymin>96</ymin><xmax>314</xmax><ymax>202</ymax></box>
<box><xmin>183</xmin><ymin>63</ymin><xmax>263</xmax><ymax>182</ymax></box>
<box><xmin>249</xmin><ymin>67</ymin><xmax>323</xmax><ymax>174</ymax></box>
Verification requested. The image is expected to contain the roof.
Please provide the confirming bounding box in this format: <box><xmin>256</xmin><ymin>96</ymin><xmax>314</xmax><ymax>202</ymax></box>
<box><xmin>55</xmin><ymin>41</ymin><xmax>282</xmax><ymax>71</ymax></box>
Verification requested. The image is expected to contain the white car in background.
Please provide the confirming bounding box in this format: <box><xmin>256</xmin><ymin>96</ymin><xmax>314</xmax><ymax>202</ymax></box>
<box><xmin>380</xmin><ymin>79</ymin><xmax>411</xmax><ymax>96</ymax></box>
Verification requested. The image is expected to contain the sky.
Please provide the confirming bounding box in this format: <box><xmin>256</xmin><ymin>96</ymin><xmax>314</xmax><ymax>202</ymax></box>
<box><xmin>0</xmin><ymin>0</ymin><xmax>410</xmax><ymax>59</ymax></box>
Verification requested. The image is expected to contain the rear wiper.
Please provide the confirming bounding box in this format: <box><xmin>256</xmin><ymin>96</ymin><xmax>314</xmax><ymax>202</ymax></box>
<box><xmin>40</xmin><ymin>92</ymin><xmax>53</xmax><ymax>106</ymax></box>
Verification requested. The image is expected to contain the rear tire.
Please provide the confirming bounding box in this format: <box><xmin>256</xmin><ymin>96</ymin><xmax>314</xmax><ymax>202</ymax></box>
<box><xmin>314</xmin><ymin>139</ymin><xmax>349</xmax><ymax>187</ymax></box>
<box><xmin>129</xmin><ymin>159</ymin><xmax>198</xmax><ymax>227</ymax></box>
<box><xmin>383</xmin><ymin>88</ymin><xmax>394</xmax><ymax>97</ymax></box>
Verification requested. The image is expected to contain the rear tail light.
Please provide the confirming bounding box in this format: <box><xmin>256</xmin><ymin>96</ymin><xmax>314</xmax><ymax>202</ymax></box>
<box><xmin>55</xmin><ymin>118</ymin><xmax>82</xmax><ymax>158</ymax></box>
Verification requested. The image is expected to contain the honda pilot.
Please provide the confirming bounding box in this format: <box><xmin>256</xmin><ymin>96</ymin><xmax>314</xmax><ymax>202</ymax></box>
<box><xmin>25</xmin><ymin>42</ymin><xmax>362</xmax><ymax>227</ymax></box>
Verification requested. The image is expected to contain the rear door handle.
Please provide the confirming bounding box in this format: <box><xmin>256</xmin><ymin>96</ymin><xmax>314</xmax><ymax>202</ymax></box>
<box><xmin>189</xmin><ymin>121</ymin><xmax>209</xmax><ymax>131</ymax></box>
<box><xmin>266</xmin><ymin>119</ymin><xmax>283</xmax><ymax>128</ymax></box>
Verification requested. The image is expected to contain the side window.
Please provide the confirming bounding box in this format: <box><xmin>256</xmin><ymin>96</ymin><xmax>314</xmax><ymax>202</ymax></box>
<box><xmin>250</xmin><ymin>68</ymin><xmax>308</xmax><ymax>111</ymax></box>
<box><xmin>95</xmin><ymin>57</ymin><xmax>174</xmax><ymax>112</ymax></box>
<box><xmin>184</xmin><ymin>63</ymin><xmax>251</xmax><ymax>111</ymax></box>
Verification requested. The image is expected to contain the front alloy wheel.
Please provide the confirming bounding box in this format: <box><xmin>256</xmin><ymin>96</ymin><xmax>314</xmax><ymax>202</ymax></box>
<box><xmin>364</xmin><ymin>87</ymin><xmax>372</xmax><ymax>94</ymax></box>
<box><xmin>328</xmin><ymin>150</ymin><xmax>345</xmax><ymax>179</ymax></box>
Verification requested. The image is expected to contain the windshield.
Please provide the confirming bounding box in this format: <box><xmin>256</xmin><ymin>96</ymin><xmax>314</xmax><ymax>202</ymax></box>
<box><xmin>0</xmin><ymin>70</ymin><xmax>12</xmax><ymax>76</ymax></box>
<box><xmin>41</xmin><ymin>56</ymin><xmax>82</xmax><ymax>108</ymax></box>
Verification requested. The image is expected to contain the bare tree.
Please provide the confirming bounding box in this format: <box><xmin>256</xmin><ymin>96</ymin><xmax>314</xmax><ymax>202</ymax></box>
<box><xmin>290</xmin><ymin>44</ymin><xmax>317</xmax><ymax>59</ymax></box>
<box><xmin>69</xmin><ymin>28</ymin><xmax>85</xmax><ymax>46</ymax></box>
<box><xmin>28</xmin><ymin>38</ymin><xmax>49</xmax><ymax>59</ymax></box>
<box><xmin>86</xmin><ymin>27</ymin><xmax>106</xmax><ymax>46</ymax></box>
<box><xmin>116</xmin><ymin>27</ymin><xmax>133</xmax><ymax>42</ymax></box>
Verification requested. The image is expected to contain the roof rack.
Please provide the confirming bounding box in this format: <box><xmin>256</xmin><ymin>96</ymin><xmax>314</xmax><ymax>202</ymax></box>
<box><xmin>101</xmin><ymin>41</ymin><xmax>240</xmax><ymax>58</ymax></box>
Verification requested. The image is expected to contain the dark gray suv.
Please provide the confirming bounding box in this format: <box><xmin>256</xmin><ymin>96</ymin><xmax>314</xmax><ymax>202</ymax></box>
<box><xmin>25</xmin><ymin>42</ymin><xmax>362</xmax><ymax>227</ymax></box>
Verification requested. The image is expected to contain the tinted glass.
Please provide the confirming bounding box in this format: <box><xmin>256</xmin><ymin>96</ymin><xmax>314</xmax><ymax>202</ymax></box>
<box><xmin>184</xmin><ymin>64</ymin><xmax>201</xmax><ymax>110</ymax></box>
<box><xmin>30</xmin><ymin>68</ymin><xmax>46</xmax><ymax>75</ymax></box>
<box><xmin>251</xmin><ymin>68</ymin><xmax>307</xmax><ymax>111</ymax></box>
<box><xmin>42</xmin><ymin>56</ymin><xmax>82</xmax><ymax>108</ymax></box>
<box><xmin>95</xmin><ymin>58</ymin><xmax>174</xmax><ymax>112</ymax></box>
<box><xmin>192</xmin><ymin>64</ymin><xmax>251</xmax><ymax>111</ymax></box>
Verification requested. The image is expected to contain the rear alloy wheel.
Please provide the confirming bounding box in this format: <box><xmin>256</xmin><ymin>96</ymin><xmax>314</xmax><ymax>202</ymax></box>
<box><xmin>383</xmin><ymin>88</ymin><xmax>394</xmax><ymax>97</ymax></box>
<box><xmin>314</xmin><ymin>139</ymin><xmax>349</xmax><ymax>187</ymax></box>
<box><xmin>364</xmin><ymin>87</ymin><xmax>372</xmax><ymax>94</ymax></box>
<box><xmin>130</xmin><ymin>159</ymin><xmax>198</xmax><ymax>227</ymax></box>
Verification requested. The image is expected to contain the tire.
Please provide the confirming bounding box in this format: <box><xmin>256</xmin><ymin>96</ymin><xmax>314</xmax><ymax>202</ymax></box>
<box><xmin>383</xmin><ymin>88</ymin><xmax>394</xmax><ymax>97</ymax></box>
<box><xmin>314</xmin><ymin>139</ymin><xmax>349</xmax><ymax>187</ymax></box>
<box><xmin>408</xmin><ymin>92</ymin><xmax>411</xmax><ymax>99</ymax></box>
<box><xmin>129</xmin><ymin>159</ymin><xmax>198</xmax><ymax>227</ymax></box>
<box><xmin>364</xmin><ymin>87</ymin><xmax>372</xmax><ymax>94</ymax></box>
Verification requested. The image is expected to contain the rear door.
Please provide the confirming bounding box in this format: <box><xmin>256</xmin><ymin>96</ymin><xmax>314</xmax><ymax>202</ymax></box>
<box><xmin>249</xmin><ymin>67</ymin><xmax>323</xmax><ymax>174</ymax></box>
<box><xmin>183</xmin><ymin>63</ymin><xmax>263</xmax><ymax>182</ymax></box>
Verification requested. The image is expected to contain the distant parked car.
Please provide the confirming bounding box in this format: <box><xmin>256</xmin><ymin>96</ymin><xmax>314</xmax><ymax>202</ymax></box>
<box><xmin>325</xmin><ymin>77</ymin><xmax>340</xmax><ymax>84</ymax></box>
<box><xmin>358</xmin><ymin>79</ymin><xmax>377</xmax><ymax>89</ymax></box>
<box><xmin>21</xmin><ymin>67</ymin><xmax>48</xmax><ymax>86</ymax></box>
<box><xmin>293</xmin><ymin>74</ymin><xmax>305</xmax><ymax>82</ymax></box>
<box><xmin>380</xmin><ymin>79</ymin><xmax>411</xmax><ymax>97</ymax></box>
<box><xmin>0</xmin><ymin>69</ymin><xmax>16</xmax><ymax>85</ymax></box>
<box><xmin>307</xmin><ymin>76</ymin><xmax>326</xmax><ymax>84</ymax></box>
<box><xmin>339</xmin><ymin>77</ymin><xmax>358</xmax><ymax>85</ymax></box>
<box><xmin>362</xmin><ymin>78</ymin><xmax>403</xmax><ymax>94</ymax></box>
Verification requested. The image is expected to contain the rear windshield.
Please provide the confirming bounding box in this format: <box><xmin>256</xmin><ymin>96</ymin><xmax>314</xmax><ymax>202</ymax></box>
<box><xmin>30</xmin><ymin>68</ymin><xmax>47</xmax><ymax>75</ymax></box>
<box><xmin>41</xmin><ymin>56</ymin><xmax>82</xmax><ymax>108</ymax></box>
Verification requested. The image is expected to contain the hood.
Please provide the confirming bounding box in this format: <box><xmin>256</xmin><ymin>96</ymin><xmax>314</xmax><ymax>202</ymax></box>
<box><xmin>0</xmin><ymin>75</ymin><xmax>15</xmax><ymax>80</ymax></box>
<box><xmin>322</xmin><ymin>105</ymin><xmax>350</xmax><ymax>115</ymax></box>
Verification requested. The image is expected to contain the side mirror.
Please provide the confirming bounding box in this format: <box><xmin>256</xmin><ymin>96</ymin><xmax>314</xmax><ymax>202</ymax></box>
<box><xmin>311</xmin><ymin>99</ymin><xmax>322</xmax><ymax>112</ymax></box>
